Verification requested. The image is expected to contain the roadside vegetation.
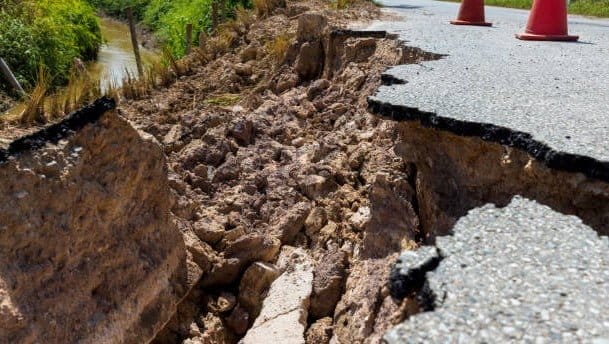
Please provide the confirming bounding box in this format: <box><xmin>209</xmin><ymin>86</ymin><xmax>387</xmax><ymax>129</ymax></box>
<box><xmin>4</xmin><ymin>0</ymin><xmax>261</xmax><ymax>124</ymax></box>
<box><xmin>4</xmin><ymin>0</ymin><xmax>369</xmax><ymax>123</ymax></box>
<box><xmin>447</xmin><ymin>0</ymin><xmax>609</xmax><ymax>17</ymax></box>
<box><xmin>570</xmin><ymin>0</ymin><xmax>609</xmax><ymax>17</ymax></box>
<box><xmin>0</xmin><ymin>0</ymin><xmax>252</xmax><ymax>96</ymax></box>
<box><xmin>89</xmin><ymin>0</ymin><xmax>253</xmax><ymax>57</ymax></box>
<box><xmin>0</xmin><ymin>0</ymin><xmax>102</xmax><ymax>91</ymax></box>
<box><xmin>1</xmin><ymin>0</ymin><xmax>253</xmax><ymax>120</ymax></box>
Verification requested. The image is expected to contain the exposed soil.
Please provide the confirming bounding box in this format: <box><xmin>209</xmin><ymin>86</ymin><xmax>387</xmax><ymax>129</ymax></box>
<box><xmin>3</xmin><ymin>1</ymin><xmax>609</xmax><ymax>342</ymax></box>
<box><xmin>112</xmin><ymin>1</ymin><xmax>428</xmax><ymax>343</ymax></box>
<box><xmin>0</xmin><ymin>100</ymin><xmax>189</xmax><ymax>344</ymax></box>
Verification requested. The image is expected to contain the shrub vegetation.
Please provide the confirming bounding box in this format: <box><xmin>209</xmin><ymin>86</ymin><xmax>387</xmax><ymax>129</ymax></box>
<box><xmin>144</xmin><ymin>0</ymin><xmax>253</xmax><ymax>57</ymax></box>
<box><xmin>87</xmin><ymin>0</ymin><xmax>150</xmax><ymax>19</ymax></box>
<box><xmin>90</xmin><ymin>0</ymin><xmax>252</xmax><ymax>57</ymax></box>
<box><xmin>143</xmin><ymin>0</ymin><xmax>214</xmax><ymax>57</ymax></box>
<box><xmin>0</xmin><ymin>0</ymin><xmax>102</xmax><ymax>91</ymax></box>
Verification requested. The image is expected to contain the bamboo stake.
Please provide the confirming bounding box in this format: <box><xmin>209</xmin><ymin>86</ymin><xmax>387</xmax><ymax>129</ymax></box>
<box><xmin>126</xmin><ymin>7</ymin><xmax>143</xmax><ymax>77</ymax></box>
<box><xmin>212</xmin><ymin>0</ymin><xmax>219</xmax><ymax>32</ymax></box>
<box><xmin>0</xmin><ymin>57</ymin><xmax>26</xmax><ymax>96</ymax></box>
<box><xmin>186</xmin><ymin>23</ymin><xmax>193</xmax><ymax>55</ymax></box>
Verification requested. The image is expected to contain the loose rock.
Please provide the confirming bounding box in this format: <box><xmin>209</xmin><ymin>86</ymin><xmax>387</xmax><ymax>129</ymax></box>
<box><xmin>238</xmin><ymin>262</ymin><xmax>281</xmax><ymax>318</ymax></box>
<box><xmin>309</xmin><ymin>249</ymin><xmax>348</xmax><ymax>319</ymax></box>
<box><xmin>299</xmin><ymin>174</ymin><xmax>337</xmax><ymax>200</ymax></box>
<box><xmin>230</xmin><ymin>119</ymin><xmax>255</xmax><ymax>146</ymax></box>
<box><xmin>240</xmin><ymin>247</ymin><xmax>314</xmax><ymax>344</ymax></box>
<box><xmin>305</xmin><ymin>207</ymin><xmax>328</xmax><ymax>236</ymax></box>
<box><xmin>305</xmin><ymin>317</ymin><xmax>333</xmax><ymax>344</ymax></box>
<box><xmin>296</xmin><ymin>13</ymin><xmax>328</xmax><ymax>41</ymax></box>
<box><xmin>271</xmin><ymin>202</ymin><xmax>312</xmax><ymax>244</ymax></box>
<box><xmin>225</xmin><ymin>305</ymin><xmax>250</xmax><ymax>335</ymax></box>
<box><xmin>295</xmin><ymin>41</ymin><xmax>324</xmax><ymax>80</ymax></box>
<box><xmin>203</xmin><ymin>234</ymin><xmax>281</xmax><ymax>287</ymax></box>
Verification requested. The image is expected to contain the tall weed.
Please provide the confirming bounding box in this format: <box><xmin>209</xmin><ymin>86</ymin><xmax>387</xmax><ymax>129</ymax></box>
<box><xmin>20</xmin><ymin>66</ymin><xmax>48</xmax><ymax>124</ymax></box>
<box><xmin>265</xmin><ymin>34</ymin><xmax>293</xmax><ymax>64</ymax></box>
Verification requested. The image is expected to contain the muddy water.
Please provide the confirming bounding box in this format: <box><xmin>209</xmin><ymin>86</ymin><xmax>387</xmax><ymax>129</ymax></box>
<box><xmin>91</xmin><ymin>17</ymin><xmax>158</xmax><ymax>88</ymax></box>
<box><xmin>3</xmin><ymin>17</ymin><xmax>158</xmax><ymax>117</ymax></box>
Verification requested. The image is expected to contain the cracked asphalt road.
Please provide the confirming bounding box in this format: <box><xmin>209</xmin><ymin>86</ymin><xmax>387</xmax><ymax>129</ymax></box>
<box><xmin>386</xmin><ymin>197</ymin><xmax>609</xmax><ymax>343</ymax></box>
<box><xmin>368</xmin><ymin>2</ymin><xmax>609</xmax><ymax>342</ymax></box>
<box><xmin>367</xmin><ymin>0</ymin><xmax>609</xmax><ymax>164</ymax></box>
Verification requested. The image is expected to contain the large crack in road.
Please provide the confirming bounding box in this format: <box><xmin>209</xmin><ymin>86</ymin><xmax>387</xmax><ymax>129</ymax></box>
<box><xmin>366</xmin><ymin>0</ymin><xmax>609</xmax><ymax>342</ymax></box>
<box><xmin>386</xmin><ymin>197</ymin><xmax>609</xmax><ymax>343</ymax></box>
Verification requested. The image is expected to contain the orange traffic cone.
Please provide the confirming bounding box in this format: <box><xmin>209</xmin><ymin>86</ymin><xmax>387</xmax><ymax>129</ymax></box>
<box><xmin>450</xmin><ymin>0</ymin><xmax>492</xmax><ymax>26</ymax></box>
<box><xmin>516</xmin><ymin>0</ymin><xmax>578</xmax><ymax>41</ymax></box>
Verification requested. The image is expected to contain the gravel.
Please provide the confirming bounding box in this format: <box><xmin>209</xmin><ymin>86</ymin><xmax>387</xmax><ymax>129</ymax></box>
<box><xmin>367</xmin><ymin>0</ymin><xmax>609</xmax><ymax>164</ymax></box>
<box><xmin>385</xmin><ymin>196</ymin><xmax>609</xmax><ymax>343</ymax></box>
<box><xmin>389</xmin><ymin>246</ymin><xmax>440</xmax><ymax>299</ymax></box>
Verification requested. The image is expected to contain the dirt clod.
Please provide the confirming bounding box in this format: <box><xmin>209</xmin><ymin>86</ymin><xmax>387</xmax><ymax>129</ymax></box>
<box><xmin>310</xmin><ymin>249</ymin><xmax>349</xmax><ymax>319</ymax></box>
<box><xmin>305</xmin><ymin>317</ymin><xmax>334</xmax><ymax>344</ymax></box>
<box><xmin>238</xmin><ymin>262</ymin><xmax>281</xmax><ymax>319</ymax></box>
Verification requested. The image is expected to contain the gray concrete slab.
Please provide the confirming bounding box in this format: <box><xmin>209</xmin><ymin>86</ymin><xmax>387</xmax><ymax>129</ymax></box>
<box><xmin>386</xmin><ymin>196</ymin><xmax>609</xmax><ymax>343</ymax></box>
<box><xmin>367</xmin><ymin>0</ymin><xmax>609</xmax><ymax>180</ymax></box>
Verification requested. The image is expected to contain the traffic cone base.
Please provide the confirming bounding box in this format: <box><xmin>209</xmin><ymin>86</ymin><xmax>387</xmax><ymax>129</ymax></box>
<box><xmin>516</xmin><ymin>32</ymin><xmax>578</xmax><ymax>42</ymax></box>
<box><xmin>451</xmin><ymin>0</ymin><xmax>491</xmax><ymax>27</ymax></box>
<box><xmin>516</xmin><ymin>0</ymin><xmax>578</xmax><ymax>42</ymax></box>
<box><xmin>450</xmin><ymin>19</ymin><xmax>492</xmax><ymax>26</ymax></box>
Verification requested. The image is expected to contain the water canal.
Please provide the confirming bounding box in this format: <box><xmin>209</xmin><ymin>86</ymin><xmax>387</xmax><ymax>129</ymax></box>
<box><xmin>2</xmin><ymin>17</ymin><xmax>158</xmax><ymax>118</ymax></box>
<box><xmin>91</xmin><ymin>17</ymin><xmax>158</xmax><ymax>88</ymax></box>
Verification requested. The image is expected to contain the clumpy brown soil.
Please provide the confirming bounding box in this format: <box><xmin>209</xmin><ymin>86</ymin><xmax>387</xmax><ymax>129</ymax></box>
<box><xmin>116</xmin><ymin>1</ymin><xmax>421</xmax><ymax>342</ymax></box>
<box><xmin>0</xmin><ymin>103</ymin><xmax>189</xmax><ymax>344</ymax></box>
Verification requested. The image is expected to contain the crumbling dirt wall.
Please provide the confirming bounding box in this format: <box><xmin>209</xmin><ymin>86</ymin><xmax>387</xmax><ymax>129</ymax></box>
<box><xmin>119</xmin><ymin>9</ymin><xmax>425</xmax><ymax>341</ymax></box>
<box><xmin>381</xmin><ymin>120</ymin><xmax>609</xmax><ymax>242</ymax></box>
<box><xmin>0</xmin><ymin>99</ymin><xmax>190</xmax><ymax>343</ymax></box>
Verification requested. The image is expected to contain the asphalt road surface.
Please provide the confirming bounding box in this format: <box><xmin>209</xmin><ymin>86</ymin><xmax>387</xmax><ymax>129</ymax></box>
<box><xmin>386</xmin><ymin>197</ymin><xmax>609</xmax><ymax>343</ymax></box>
<box><xmin>370</xmin><ymin>2</ymin><xmax>609</xmax><ymax>342</ymax></box>
<box><xmin>367</xmin><ymin>0</ymin><xmax>609</xmax><ymax>173</ymax></box>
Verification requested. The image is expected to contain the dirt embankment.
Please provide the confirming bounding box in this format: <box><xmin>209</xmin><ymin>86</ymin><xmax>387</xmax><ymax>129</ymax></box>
<box><xmin>115</xmin><ymin>1</ymin><xmax>426</xmax><ymax>343</ymax></box>
<box><xmin>0</xmin><ymin>99</ymin><xmax>189</xmax><ymax>343</ymax></box>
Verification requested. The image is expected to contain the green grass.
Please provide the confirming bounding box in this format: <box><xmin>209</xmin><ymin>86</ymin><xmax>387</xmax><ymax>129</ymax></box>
<box><xmin>143</xmin><ymin>0</ymin><xmax>214</xmax><ymax>58</ymax></box>
<box><xmin>143</xmin><ymin>0</ymin><xmax>253</xmax><ymax>57</ymax></box>
<box><xmin>446</xmin><ymin>0</ymin><xmax>609</xmax><ymax>18</ymax></box>
<box><xmin>205</xmin><ymin>93</ymin><xmax>241</xmax><ymax>106</ymax></box>
<box><xmin>477</xmin><ymin>0</ymin><xmax>530</xmax><ymax>9</ymax></box>
<box><xmin>570</xmin><ymin>0</ymin><xmax>609</xmax><ymax>17</ymax></box>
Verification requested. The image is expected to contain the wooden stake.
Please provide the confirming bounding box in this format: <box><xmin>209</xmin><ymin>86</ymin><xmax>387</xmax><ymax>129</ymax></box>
<box><xmin>212</xmin><ymin>0</ymin><xmax>219</xmax><ymax>32</ymax></box>
<box><xmin>186</xmin><ymin>23</ymin><xmax>193</xmax><ymax>55</ymax></box>
<box><xmin>0</xmin><ymin>57</ymin><xmax>26</xmax><ymax>96</ymax></box>
<box><xmin>126</xmin><ymin>7</ymin><xmax>143</xmax><ymax>77</ymax></box>
<box><xmin>199</xmin><ymin>31</ymin><xmax>207</xmax><ymax>49</ymax></box>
